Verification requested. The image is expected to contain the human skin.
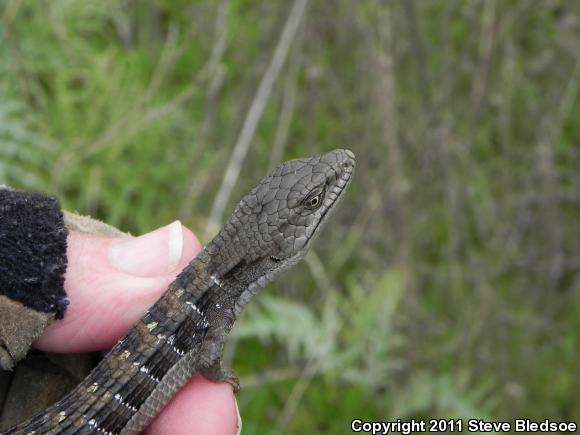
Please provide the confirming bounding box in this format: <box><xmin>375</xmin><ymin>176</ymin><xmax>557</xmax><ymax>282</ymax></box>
<box><xmin>34</xmin><ymin>222</ymin><xmax>239</xmax><ymax>435</ymax></box>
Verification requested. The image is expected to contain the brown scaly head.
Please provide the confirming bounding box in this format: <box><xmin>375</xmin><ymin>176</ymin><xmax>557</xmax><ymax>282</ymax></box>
<box><xmin>207</xmin><ymin>148</ymin><xmax>356</xmax><ymax>278</ymax></box>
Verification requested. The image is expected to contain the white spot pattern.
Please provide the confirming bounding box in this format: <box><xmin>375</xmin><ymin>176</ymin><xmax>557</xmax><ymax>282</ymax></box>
<box><xmin>114</xmin><ymin>393</ymin><xmax>137</xmax><ymax>412</ymax></box>
<box><xmin>185</xmin><ymin>301</ymin><xmax>202</xmax><ymax>315</ymax></box>
<box><xmin>87</xmin><ymin>382</ymin><xmax>99</xmax><ymax>393</ymax></box>
<box><xmin>155</xmin><ymin>332</ymin><xmax>185</xmax><ymax>355</ymax></box>
<box><xmin>140</xmin><ymin>364</ymin><xmax>161</xmax><ymax>383</ymax></box>
<box><xmin>172</xmin><ymin>346</ymin><xmax>185</xmax><ymax>356</ymax></box>
<box><xmin>210</xmin><ymin>274</ymin><xmax>223</xmax><ymax>287</ymax></box>
<box><xmin>87</xmin><ymin>418</ymin><xmax>113</xmax><ymax>435</ymax></box>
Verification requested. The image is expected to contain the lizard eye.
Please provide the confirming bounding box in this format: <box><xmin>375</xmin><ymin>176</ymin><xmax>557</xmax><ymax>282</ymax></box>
<box><xmin>307</xmin><ymin>195</ymin><xmax>320</xmax><ymax>208</ymax></box>
<box><xmin>302</xmin><ymin>189</ymin><xmax>324</xmax><ymax>210</ymax></box>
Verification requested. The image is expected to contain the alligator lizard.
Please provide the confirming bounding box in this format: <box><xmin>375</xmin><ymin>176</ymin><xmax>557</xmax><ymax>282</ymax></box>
<box><xmin>3</xmin><ymin>149</ymin><xmax>355</xmax><ymax>434</ymax></box>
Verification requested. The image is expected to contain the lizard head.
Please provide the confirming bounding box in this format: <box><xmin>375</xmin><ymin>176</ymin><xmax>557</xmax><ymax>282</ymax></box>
<box><xmin>235</xmin><ymin>148</ymin><xmax>356</xmax><ymax>268</ymax></box>
<box><xmin>209</xmin><ymin>149</ymin><xmax>355</xmax><ymax>278</ymax></box>
<box><xmin>203</xmin><ymin>149</ymin><xmax>355</xmax><ymax>311</ymax></box>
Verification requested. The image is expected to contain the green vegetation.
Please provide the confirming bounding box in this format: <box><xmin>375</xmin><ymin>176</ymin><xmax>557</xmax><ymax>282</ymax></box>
<box><xmin>1</xmin><ymin>0</ymin><xmax>579</xmax><ymax>433</ymax></box>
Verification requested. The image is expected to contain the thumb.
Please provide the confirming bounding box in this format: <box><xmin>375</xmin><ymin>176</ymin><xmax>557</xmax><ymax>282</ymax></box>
<box><xmin>34</xmin><ymin>221</ymin><xmax>201</xmax><ymax>353</ymax></box>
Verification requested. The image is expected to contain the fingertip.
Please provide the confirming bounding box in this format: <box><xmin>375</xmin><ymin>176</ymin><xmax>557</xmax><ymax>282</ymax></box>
<box><xmin>144</xmin><ymin>377</ymin><xmax>238</xmax><ymax>435</ymax></box>
<box><xmin>179</xmin><ymin>224</ymin><xmax>202</xmax><ymax>267</ymax></box>
<box><xmin>109</xmin><ymin>221</ymin><xmax>189</xmax><ymax>276</ymax></box>
<box><xmin>36</xmin><ymin>223</ymin><xmax>202</xmax><ymax>353</ymax></box>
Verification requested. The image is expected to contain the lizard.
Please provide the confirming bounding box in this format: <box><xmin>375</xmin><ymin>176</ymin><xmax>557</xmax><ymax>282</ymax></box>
<box><xmin>3</xmin><ymin>148</ymin><xmax>355</xmax><ymax>435</ymax></box>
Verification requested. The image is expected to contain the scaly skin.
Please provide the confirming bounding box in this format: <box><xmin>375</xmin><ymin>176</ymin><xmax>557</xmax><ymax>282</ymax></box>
<box><xmin>3</xmin><ymin>149</ymin><xmax>355</xmax><ymax>435</ymax></box>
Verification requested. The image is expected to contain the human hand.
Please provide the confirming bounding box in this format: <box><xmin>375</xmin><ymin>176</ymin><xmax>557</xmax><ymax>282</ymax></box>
<box><xmin>34</xmin><ymin>221</ymin><xmax>240</xmax><ymax>435</ymax></box>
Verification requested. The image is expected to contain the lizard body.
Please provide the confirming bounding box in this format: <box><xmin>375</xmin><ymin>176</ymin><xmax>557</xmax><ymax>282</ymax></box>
<box><xmin>3</xmin><ymin>149</ymin><xmax>355</xmax><ymax>434</ymax></box>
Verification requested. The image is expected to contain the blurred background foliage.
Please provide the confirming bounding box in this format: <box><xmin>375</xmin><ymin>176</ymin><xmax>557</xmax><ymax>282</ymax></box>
<box><xmin>1</xmin><ymin>0</ymin><xmax>579</xmax><ymax>433</ymax></box>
